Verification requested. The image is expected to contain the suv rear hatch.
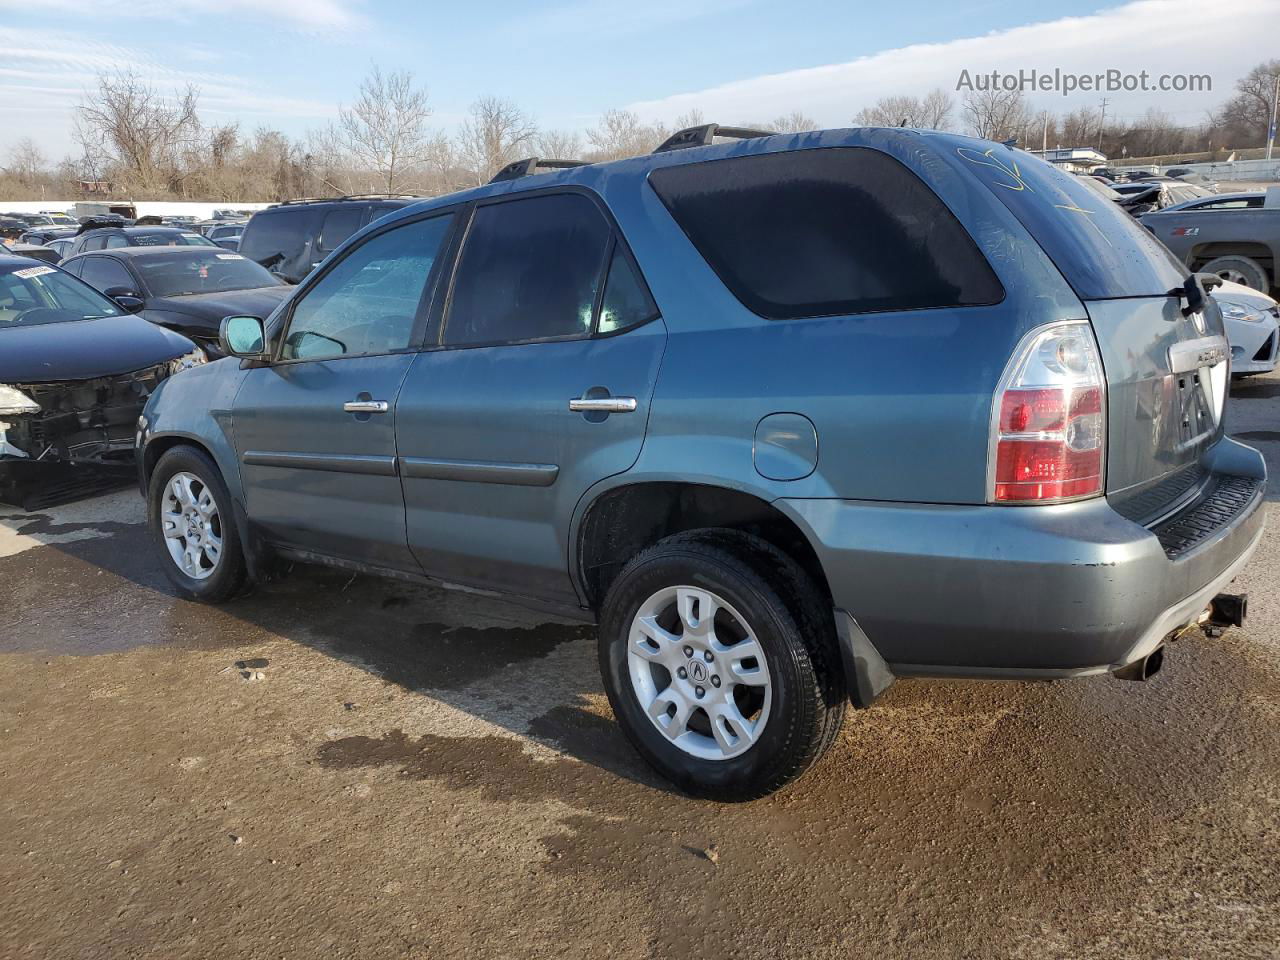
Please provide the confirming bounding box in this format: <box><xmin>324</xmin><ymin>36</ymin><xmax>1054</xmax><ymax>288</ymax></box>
<box><xmin>964</xmin><ymin>146</ymin><xmax>1231</xmax><ymax>525</ymax></box>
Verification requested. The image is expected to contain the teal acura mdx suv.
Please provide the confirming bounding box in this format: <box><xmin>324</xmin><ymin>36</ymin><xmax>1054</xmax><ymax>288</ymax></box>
<box><xmin>136</xmin><ymin>125</ymin><xmax>1265</xmax><ymax>800</ymax></box>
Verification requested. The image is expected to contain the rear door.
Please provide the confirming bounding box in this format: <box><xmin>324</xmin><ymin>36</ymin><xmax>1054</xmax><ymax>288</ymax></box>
<box><xmin>396</xmin><ymin>190</ymin><xmax>666</xmax><ymax>604</ymax></box>
<box><xmin>232</xmin><ymin>212</ymin><xmax>457</xmax><ymax>570</ymax></box>
<box><xmin>962</xmin><ymin>149</ymin><xmax>1227</xmax><ymax>522</ymax></box>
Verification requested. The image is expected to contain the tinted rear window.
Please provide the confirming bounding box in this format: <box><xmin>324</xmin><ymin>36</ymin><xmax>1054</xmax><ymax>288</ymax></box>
<box><xmin>648</xmin><ymin>147</ymin><xmax>1002</xmax><ymax>320</ymax></box>
<box><xmin>240</xmin><ymin>210</ymin><xmax>306</xmax><ymax>264</ymax></box>
<box><xmin>318</xmin><ymin>207</ymin><xmax>363</xmax><ymax>252</ymax></box>
<box><xmin>956</xmin><ymin>147</ymin><xmax>1187</xmax><ymax>298</ymax></box>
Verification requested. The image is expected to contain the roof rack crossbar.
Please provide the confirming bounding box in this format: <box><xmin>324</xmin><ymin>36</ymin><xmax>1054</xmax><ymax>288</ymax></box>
<box><xmin>277</xmin><ymin>193</ymin><xmax>420</xmax><ymax>206</ymax></box>
<box><xmin>652</xmin><ymin>123</ymin><xmax>775</xmax><ymax>154</ymax></box>
<box><xmin>488</xmin><ymin>157</ymin><xmax>588</xmax><ymax>184</ymax></box>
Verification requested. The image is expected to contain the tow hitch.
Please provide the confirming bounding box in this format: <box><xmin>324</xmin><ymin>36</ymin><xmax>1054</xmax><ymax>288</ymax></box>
<box><xmin>1112</xmin><ymin>592</ymin><xmax>1248</xmax><ymax>682</ymax></box>
<box><xmin>1202</xmin><ymin>592</ymin><xmax>1248</xmax><ymax>637</ymax></box>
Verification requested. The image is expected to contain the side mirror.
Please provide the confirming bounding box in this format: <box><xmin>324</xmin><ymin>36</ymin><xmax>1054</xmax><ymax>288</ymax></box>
<box><xmin>1195</xmin><ymin>272</ymin><xmax>1225</xmax><ymax>291</ymax></box>
<box><xmin>220</xmin><ymin>315</ymin><xmax>270</xmax><ymax>360</ymax></box>
<box><xmin>103</xmin><ymin>286</ymin><xmax>144</xmax><ymax>313</ymax></box>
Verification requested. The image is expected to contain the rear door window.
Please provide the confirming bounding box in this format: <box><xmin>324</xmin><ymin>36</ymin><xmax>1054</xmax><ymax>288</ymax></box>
<box><xmin>957</xmin><ymin>147</ymin><xmax>1187</xmax><ymax>298</ymax></box>
<box><xmin>444</xmin><ymin>193</ymin><xmax>612</xmax><ymax>346</ymax></box>
<box><xmin>648</xmin><ymin>147</ymin><xmax>1003</xmax><ymax>320</ymax></box>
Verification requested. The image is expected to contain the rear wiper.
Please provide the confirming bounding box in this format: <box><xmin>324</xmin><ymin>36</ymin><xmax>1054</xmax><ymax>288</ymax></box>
<box><xmin>1169</xmin><ymin>275</ymin><xmax>1208</xmax><ymax>317</ymax></box>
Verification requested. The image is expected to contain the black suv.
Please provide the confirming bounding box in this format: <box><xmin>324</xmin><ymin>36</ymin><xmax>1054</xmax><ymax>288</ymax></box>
<box><xmin>237</xmin><ymin>196</ymin><xmax>417</xmax><ymax>284</ymax></box>
<box><xmin>64</xmin><ymin>224</ymin><xmax>218</xmax><ymax>259</ymax></box>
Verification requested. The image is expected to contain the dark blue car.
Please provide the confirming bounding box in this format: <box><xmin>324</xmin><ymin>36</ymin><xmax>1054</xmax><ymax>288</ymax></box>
<box><xmin>136</xmin><ymin>125</ymin><xmax>1264</xmax><ymax>799</ymax></box>
<box><xmin>0</xmin><ymin>256</ymin><xmax>203</xmax><ymax>509</ymax></box>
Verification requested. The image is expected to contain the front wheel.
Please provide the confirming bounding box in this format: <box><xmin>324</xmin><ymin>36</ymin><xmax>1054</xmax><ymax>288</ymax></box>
<box><xmin>148</xmin><ymin>445</ymin><xmax>247</xmax><ymax>602</ymax></box>
<box><xmin>598</xmin><ymin>530</ymin><xmax>846</xmax><ymax>801</ymax></box>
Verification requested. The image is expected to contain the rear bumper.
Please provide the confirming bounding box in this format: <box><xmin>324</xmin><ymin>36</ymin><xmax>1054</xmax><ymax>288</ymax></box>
<box><xmin>779</xmin><ymin>438</ymin><xmax>1266</xmax><ymax>679</ymax></box>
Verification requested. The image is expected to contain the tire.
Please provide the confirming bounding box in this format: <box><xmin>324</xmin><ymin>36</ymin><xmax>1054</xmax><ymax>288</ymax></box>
<box><xmin>148</xmin><ymin>445</ymin><xmax>247</xmax><ymax>603</ymax></box>
<box><xmin>598</xmin><ymin>529</ymin><xmax>846</xmax><ymax>801</ymax></box>
<box><xmin>1200</xmin><ymin>255</ymin><xmax>1270</xmax><ymax>293</ymax></box>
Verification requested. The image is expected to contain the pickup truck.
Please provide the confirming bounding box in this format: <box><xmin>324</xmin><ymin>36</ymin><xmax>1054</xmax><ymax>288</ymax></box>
<box><xmin>1144</xmin><ymin>187</ymin><xmax>1280</xmax><ymax>293</ymax></box>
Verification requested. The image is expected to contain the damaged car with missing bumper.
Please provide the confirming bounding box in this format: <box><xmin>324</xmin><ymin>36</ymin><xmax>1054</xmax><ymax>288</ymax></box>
<box><xmin>0</xmin><ymin>256</ymin><xmax>204</xmax><ymax>510</ymax></box>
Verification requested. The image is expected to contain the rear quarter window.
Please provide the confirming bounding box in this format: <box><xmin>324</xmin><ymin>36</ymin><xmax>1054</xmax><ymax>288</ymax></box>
<box><xmin>647</xmin><ymin>147</ymin><xmax>1003</xmax><ymax>320</ymax></box>
<box><xmin>956</xmin><ymin>146</ymin><xmax>1187</xmax><ymax>299</ymax></box>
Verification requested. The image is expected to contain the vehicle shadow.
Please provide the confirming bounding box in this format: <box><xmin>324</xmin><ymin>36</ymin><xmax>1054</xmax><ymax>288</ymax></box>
<box><xmin>0</xmin><ymin>504</ymin><xmax>672</xmax><ymax>792</ymax></box>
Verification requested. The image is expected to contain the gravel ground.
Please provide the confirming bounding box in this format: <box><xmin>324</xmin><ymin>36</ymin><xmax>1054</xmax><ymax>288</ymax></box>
<box><xmin>1</xmin><ymin>376</ymin><xmax>1278</xmax><ymax>960</ymax></box>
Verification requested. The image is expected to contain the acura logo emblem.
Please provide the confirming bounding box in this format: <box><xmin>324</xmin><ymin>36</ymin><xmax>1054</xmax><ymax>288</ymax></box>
<box><xmin>689</xmin><ymin>659</ymin><xmax>708</xmax><ymax>683</ymax></box>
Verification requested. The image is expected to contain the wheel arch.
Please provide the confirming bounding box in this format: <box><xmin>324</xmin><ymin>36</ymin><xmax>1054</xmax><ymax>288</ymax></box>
<box><xmin>573</xmin><ymin>480</ymin><xmax>832</xmax><ymax>613</ymax></box>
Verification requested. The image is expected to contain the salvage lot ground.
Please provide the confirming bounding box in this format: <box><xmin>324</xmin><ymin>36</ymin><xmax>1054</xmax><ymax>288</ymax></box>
<box><xmin>2</xmin><ymin>380</ymin><xmax>1279</xmax><ymax>960</ymax></box>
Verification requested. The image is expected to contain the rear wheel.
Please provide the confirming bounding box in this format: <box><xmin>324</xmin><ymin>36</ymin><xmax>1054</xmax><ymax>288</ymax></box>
<box><xmin>1200</xmin><ymin>255</ymin><xmax>1270</xmax><ymax>293</ymax></box>
<box><xmin>148</xmin><ymin>446</ymin><xmax>247</xmax><ymax>602</ymax></box>
<box><xmin>598</xmin><ymin>530</ymin><xmax>845</xmax><ymax>801</ymax></box>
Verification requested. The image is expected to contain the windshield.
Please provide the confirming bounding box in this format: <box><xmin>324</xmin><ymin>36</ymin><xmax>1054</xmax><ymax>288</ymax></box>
<box><xmin>0</xmin><ymin>264</ymin><xmax>122</xmax><ymax>327</ymax></box>
<box><xmin>133</xmin><ymin>251</ymin><xmax>282</xmax><ymax>297</ymax></box>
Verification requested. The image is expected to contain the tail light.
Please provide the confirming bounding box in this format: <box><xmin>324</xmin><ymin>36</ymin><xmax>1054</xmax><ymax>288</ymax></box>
<box><xmin>989</xmin><ymin>320</ymin><xmax>1105</xmax><ymax>504</ymax></box>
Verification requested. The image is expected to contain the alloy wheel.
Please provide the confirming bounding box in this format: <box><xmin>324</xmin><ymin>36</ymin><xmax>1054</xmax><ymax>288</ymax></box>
<box><xmin>626</xmin><ymin>585</ymin><xmax>773</xmax><ymax>761</ymax></box>
<box><xmin>160</xmin><ymin>471</ymin><xmax>223</xmax><ymax>580</ymax></box>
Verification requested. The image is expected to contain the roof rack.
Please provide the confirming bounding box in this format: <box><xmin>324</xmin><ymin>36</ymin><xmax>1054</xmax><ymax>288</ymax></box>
<box><xmin>488</xmin><ymin>157</ymin><xmax>588</xmax><ymax>184</ymax></box>
<box><xmin>652</xmin><ymin>123</ymin><xmax>775</xmax><ymax>154</ymax></box>
<box><xmin>276</xmin><ymin>194</ymin><xmax>420</xmax><ymax>206</ymax></box>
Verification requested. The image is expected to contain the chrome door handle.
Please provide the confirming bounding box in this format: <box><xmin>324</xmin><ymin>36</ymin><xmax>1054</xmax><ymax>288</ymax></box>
<box><xmin>343</xmin><ymin>400</ymin><xmax>389</xmax><ymax>414</ymax></box>
<box><xmin>569</xmin><ymin>397</ymin><xmax>637</xmax><ymax>413</ymax></box>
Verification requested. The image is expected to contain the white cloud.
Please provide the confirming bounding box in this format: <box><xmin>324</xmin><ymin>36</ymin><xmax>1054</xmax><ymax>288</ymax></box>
<box><xmin>0</xmin><ymin>26</ymin><xmax>338</xmax><ymax>158</ymax></box>
<box><xmin>626</xmin><ymin>0</ymin><xmax>1280</xmax><ymax>129</ymax></box>
<box><xmin>503</xmin><ymin>0</ymin><xmax>754</xmax><ymax>39</ymax></box>
<box><xmin>0</xmin><ymin>0</ymin><xmax>362</xmax><ymax>30</ymax></box>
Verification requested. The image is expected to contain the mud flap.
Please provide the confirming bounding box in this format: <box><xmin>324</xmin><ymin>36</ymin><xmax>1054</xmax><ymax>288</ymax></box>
<box><xmin>833</xmin><ymin>610</ymin><xmax>896</xmax><ymax>708</ymax></box>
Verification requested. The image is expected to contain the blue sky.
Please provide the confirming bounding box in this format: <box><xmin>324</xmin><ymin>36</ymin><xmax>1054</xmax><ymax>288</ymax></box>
<box><xmin>2</xmin><ymin>0</ymin><xmax>1277</xmax><ymax>159</ymax></box>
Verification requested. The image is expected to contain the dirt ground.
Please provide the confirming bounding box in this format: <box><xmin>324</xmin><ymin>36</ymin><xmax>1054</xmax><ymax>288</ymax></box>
<box><xmin>2</xmin><ymin>379</ymin><xmax>1279</xmax><ymax>960</ymax></box>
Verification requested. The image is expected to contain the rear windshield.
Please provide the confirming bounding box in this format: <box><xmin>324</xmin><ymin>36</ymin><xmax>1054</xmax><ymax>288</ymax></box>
<box><xmin>132</xmin><ymin>230</ymin><xmax>216</xmax><ymax>247</ymax></box>
<box><xmin>956</xmin><ymin>147</ymin><xmax>1186</xmax><ymax>299</ymax></box>
<box><xmin>648</xmin><ymin>147</ymin><xmax>1003</xmax><ymax>320</ymax></box>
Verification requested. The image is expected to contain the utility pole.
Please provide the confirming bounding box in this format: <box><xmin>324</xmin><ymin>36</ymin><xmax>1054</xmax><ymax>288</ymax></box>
<box><xmin>1267</xmin><ymin>74</ymin><xmax>1280</xmax><ymax>161</ymax></box>
<box><xmin>1097</xmin><ymin>97</ymin><xmax>1109</xmax><ymax>152</ymax></box>
<box><xmin>1042</xmin><ymin>110</ymin><xmax>1049</xmax><ymax>152</ymax></box>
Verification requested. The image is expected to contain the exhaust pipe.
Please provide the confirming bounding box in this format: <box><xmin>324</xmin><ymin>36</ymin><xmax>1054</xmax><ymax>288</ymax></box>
<box><xmin>1113</xmin><ymin>646</ymin><xmax>1164</xmax><ymax>682</ymax></box>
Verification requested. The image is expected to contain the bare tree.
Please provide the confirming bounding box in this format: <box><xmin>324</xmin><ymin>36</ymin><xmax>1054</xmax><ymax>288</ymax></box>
<box><xmin>586</xmin><ymin>109</ymin><xmax>667</xmax><ymax>161</ymax></box>
<box><xmin>854</xmin><ymin>89</ymin><xmax>953</xmax><ymax>130</ymax></box>
<box><xmin>1221</xmin><ymin>59</ymin><xmax>1280</xmax><ymax>143</ymax></box>
<box><xmin>6</xmin><ymin>138</ymin><xmax>46</xmax><ymax>185</ymax></box>
<box><xmin>337</xmin><ymin>67</ymin><xmax>434</xmax><ymax>193</ymax></box>
<box><xmin>1059</xmin><ymin>106</ymin><xmax>1101</xmax><ymax>147</ymax></box>
<box><xmin>75</xmin><ymin>69</ymin><xmax>200</xmax><ymax>192</ymax></box>
<box><xmin>767</xmin><ymin>110</ymin><xmax>818</xmax><ymax>133</ymax></box>
<box><xmin>456</xmin><ymin>96</ymin><xmax>537</xmax><ymax>184</ymax></box>
<box><xmin>962</xmin><ymin>88</ymin><xmax>1032</xmax><ymax>143</ymax></box>
<box><xmin>535</xmin><ymin>129</ymin><xmax>584</xmax><ymax>160</ymax></box>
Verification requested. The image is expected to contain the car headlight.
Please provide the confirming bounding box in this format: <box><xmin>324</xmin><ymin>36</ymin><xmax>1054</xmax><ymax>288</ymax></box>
<box><xmin>1217</xmin><ymin>298</ymin><xmax>1265</xmax><ymax>323</ymax></box>
<box><xmin>168</xmin><ymin>347</ymin><xmax>208</xmax><ymax>375</ymax></box>
<box><xmin>0</xmin><ymin>384</ymin><xmax>39</xmax><ymax>416</ymax></box>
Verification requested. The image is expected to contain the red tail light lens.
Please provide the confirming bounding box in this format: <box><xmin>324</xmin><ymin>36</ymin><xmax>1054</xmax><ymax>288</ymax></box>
<box><xmin>990</xmin><ymin>323</ymin><xmax>1105</xmax><ymax>504</ymax></box>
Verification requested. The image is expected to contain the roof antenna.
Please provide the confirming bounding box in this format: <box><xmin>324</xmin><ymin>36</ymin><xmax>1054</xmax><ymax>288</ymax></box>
<box><xmin>899</xmin><ymin>117</ymin><xmax>908</xmax><ymax>127</ymax></box>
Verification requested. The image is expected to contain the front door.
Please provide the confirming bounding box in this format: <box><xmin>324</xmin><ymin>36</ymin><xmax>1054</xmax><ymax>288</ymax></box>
<box><xmin>232</xmin><ymin>212</ymin><xmax>457</xmax><ymax>571</ymax></box>
<box><xmin>396</xmin><ymin>191</ymin><xmax>666</xmax><ymax>603</ymax></box>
